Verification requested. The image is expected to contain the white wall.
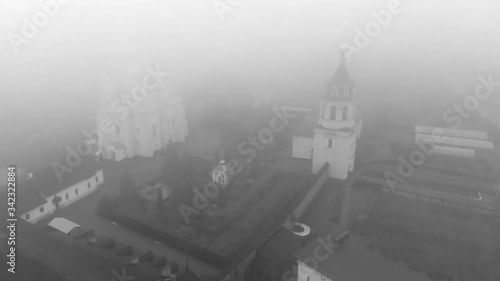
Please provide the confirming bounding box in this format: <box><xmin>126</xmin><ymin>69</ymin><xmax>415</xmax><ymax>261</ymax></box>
<box><xmin>22</xmin><ymin>200</ymin><xmax>55</xmax><ymax>224</ymax></box>
<box><xmin>293</xmin><ymin>137</ymin><xmax>313</xmax><ymax>159</ymax></box>
<box><xmin>133</xmin><ymin>110</ymin><xmax>162</xmax><ymax>157</ymax></box>
<box><xmin>55</xmin><ymin>169</ymin><xmax>103</xmax><ymax>208</ymax></box>
<box><xmin>21</xmin><ymin>169</ymin><xmax>104</xmax><ymax>224</ymax></box>
<box><xmin>120</xmin><ymin>117</ymin><xmax>136</xmax><ymax>158</ymax></box>
<box><xmin>313</xmin><ymin>128</ymin><xmax>356</xmax><ymax>180</ymax></box>
<box><xmin>297</xmin><ymin>261</ymin><xmax>334</xmax><ymax>281</ymax></box>
<box><xmin>161</xmin><ymin>102</ymin><xmax>188</xmax><ymax>145</ymax></box>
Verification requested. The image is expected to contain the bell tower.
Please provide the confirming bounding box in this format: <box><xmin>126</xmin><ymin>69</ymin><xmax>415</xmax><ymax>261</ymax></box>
<box><xmin>312</xmin><ymin>50</ymin><xmax>358</xmax><ymax>179</ymax></box>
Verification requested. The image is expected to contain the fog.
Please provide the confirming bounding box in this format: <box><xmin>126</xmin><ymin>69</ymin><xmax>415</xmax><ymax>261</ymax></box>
<box><xmin>1</xmin><ymin>0</ymin><xmax>500</xmax><ymax>169</ymax></box>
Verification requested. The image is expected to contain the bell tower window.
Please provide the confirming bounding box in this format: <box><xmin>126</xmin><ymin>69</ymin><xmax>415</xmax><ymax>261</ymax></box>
<box><xmin>326</xmin><ymin>138</ymin><xmax>335</xmax><ymax>148</ymax></box>
<box><xmin>344</xmin><ymin>85</ymin><xmax>350</xmax><ymax>98</ymax></box>
<box><xmin>342</xmin><ymin>104</ymin><xmax>349</xmax><ymax>120</ymax></box>
<box><xmin>329</xmin><ymin>104</ymin><xmax>337</xmax><ymax>120</ymax></box>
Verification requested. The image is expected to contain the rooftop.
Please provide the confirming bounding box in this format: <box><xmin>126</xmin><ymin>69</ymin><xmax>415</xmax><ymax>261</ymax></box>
<box><xmin>257</xmin><ymin>226</ymin><xmax>302</xmax><ymax>268</ymax></box>
<box><xmin>30</xmin><ymin>156</ymin><xmax>101</xmax><ymax>198</ymax></box>
<box><xmin>16</xmin><ymin>218</ymin><xmax>161</xmax><ymax>281</ymax></box>
<box><xmin>16</xmin><ymin>180</ymin><xmax>48</xmax><ymax>214</ymax></box>
<box><xmin>294</xmin><ymin>229</ymin><xmax>432</xmax><ymax>281</ymax></box>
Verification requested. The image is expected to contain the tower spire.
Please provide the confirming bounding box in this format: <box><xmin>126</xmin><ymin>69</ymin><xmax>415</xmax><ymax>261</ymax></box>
<box><xmin>339</xmin><ymin>47</ymin><xmax>347</xmax><ymax>64</ymax></box>
<box><xmin>312</xmin><ymin>52</ymin><xmax>358</xmax><ymax>180</ymax></box>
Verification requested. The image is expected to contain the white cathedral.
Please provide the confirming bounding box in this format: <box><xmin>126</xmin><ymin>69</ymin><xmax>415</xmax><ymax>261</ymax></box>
<box><xmin>96</xmin><ymin>70</ymin><xmax>188</xmax><ymax>161</ymax></box>
<box><xmin>292</xmin><ymin>53</ymin><xmax>361</xmax><ymax>180</ymax></box>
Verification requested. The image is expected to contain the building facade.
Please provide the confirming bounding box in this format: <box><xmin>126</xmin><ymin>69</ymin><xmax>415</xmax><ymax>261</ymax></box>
<box><xmin>20</xmin><ymin>159</ymin><xmax>104</xmax><ymax>224</ymax></box>
<box><xmin>96</xmin><ymin>79</ymin><xmax>188</xmax><ymax>161</ymax></box>
<box><xmin>292</xmin><ymin>52</ymin><xmax>360</xmax><ymax>180</ymax></box>
<box><xmin>212</xmin><ymin>160</ymin><xmax>240</xmax><ymax>187</ymax></box>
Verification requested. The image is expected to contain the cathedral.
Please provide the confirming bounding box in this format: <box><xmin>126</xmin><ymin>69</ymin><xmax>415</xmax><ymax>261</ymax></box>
<box><xmin>292</xmin><ymin>51</ymin><xmax>361</xmax><ymax>179</ymax></box>
<box><xmin>96</xmin><ymin>70</ymin><xmax>188</xmax><ymax>161</ymax></box>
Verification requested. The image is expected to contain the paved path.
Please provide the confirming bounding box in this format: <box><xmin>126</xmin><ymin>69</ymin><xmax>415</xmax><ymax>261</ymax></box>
<box><xmin>50</xmin><ymin>155</ymin><xmax>221</xmax><ymax>277</ymax></box>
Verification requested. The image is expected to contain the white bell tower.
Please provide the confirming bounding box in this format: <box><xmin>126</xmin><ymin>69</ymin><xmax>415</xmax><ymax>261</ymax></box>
<box><xmin>312</xmin><ymin>50</ymin><xmax>358</xmax><ymax>180</ymax></box>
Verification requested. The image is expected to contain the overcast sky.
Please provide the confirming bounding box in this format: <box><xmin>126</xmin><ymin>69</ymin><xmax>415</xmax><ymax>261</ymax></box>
<box><xmin>1</xmin><ymin>0</ymin><xmax>500</xmax><ymax>161</ymax></box>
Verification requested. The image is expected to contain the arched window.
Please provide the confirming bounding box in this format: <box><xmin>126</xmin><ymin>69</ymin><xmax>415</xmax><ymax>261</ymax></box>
<box><xmin>65</xmin><ymin>193</ymin><xmax>69</xmax><ymax>200</ymax></box>
<box><xmin>26</xmin><ymin>213</ymin><xmax>30</xmax><ymax>220</ymax></box>
<box><xmin>88</xmin><ymin>182</ymin><xmax>91</xmax><ymax>189</ymax></box>
<box><xmin>344</xmin><ymin>85</ymin><xmax>350</xmax><ymax>98</ymax></box>
<box><xmin>75</xmin><ymin>188</ymin><xmax>79</xmax><ymax>195</ymax></box>
<box><xmin>332</xmin><ymin>85</ymin><xmax>338</xmax><ymax>98</ymax></box>
<box><xmin>326</xmin><ymin>138</ymin><xmax>335</xmax><ymax>148</ymax></box>
<box><xmin>329</xmin><ymin>104</ymin><xmax>337</xmax><ymax>120</ymax></box>
<box><xmin>95</xmin><ymin>175</ymin><xmax>98</xmax><ymax>182</ymax></box>
<box><xmin>40</xmin><ymin>206</ymin><xmax>44</xmax><ymax>213</ymax></box>
<box><xmin>342</xmin><ymin>104</ymin><xmax>349</xmax><ymax>120</ymax></box>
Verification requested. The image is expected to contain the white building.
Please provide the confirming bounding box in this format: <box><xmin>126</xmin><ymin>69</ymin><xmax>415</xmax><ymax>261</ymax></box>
<box><xmin>414</xmin><ymin>125</ymin><xmax>494</xmax><ymax>158</ymax></box>
<box><xmin>292</xmin><ymin>52</ymin><xmax>361</xmax><ymax>180</ymax></box>
<box><xmin>96</xmin><ymin>77</ymin><xmax>188</xmax><ymax>161</ymax></box>
<box><xmin>18</xmin><ymin>157</ymin><xmax>104</xmax><ymax>224</ymax></box>
<box><xmin>211</xmin><ymin>160</ymin><xmax>240</xmax><ymax>187</ymax></box>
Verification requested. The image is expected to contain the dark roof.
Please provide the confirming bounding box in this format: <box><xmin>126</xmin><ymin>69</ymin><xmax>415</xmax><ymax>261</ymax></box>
<box><xmin>32</xmin><ymin>156</ymin><xmax>101</xmax><ymax>197</ymax></box>
<box><xmin>17</xmin><ymin>181</ymin><xmax>48</xmax><ymax>214</ymax></box>
<box><xmin>15</xmin><ymin>219</ymin><xmax>160</xmax><ymax>281</ymax></box>
<box><xmin>331</xmin><ymin>61</ymin><xmax>353</xmax><ymax>84</ymax></box>
<box><xmin>293</xmin><ymin>230</ymin><xmax>431</xmax><ymax>281</ymax></box>
<box><xmin>325</xmin><ymin>58</ymin><xmax>356</xmax><ymax>102</ymax></box>
<box><xmin>257</xmin><ymin>227</ymin><xmax>302</xmax><ymax>268</ymax></box>
<box><xmin>212</xmin><ymin>167</ymin><xmax>329</xmax><ymax>281</ymax></box>
<box><xmin>177</xmin><ymin>264</ymin><xmax>203</xmax><ymax>281</ymax></box>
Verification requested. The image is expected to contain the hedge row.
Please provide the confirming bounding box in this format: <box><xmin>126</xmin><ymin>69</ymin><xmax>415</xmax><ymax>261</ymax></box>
<box><xmin>97</xmin><ymin>198</ymin><xmax>226</xmax><ymax>268</ymax></box>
